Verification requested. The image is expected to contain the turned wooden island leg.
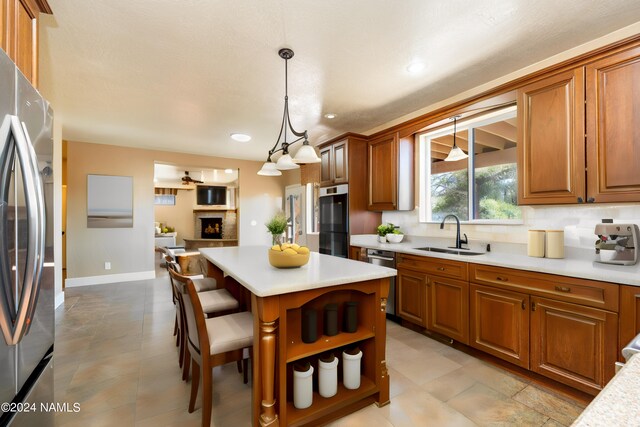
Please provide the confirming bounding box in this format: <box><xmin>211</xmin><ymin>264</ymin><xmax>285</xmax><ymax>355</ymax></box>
<box><xmin>259</xmin><ymin>320</ymin><xmax>279</xmax><ymax>426</ymax></box>
<box><xmin>376</xmin><ymin>284</ymin><xmax>391</xmax><ymax>407</ymax></box>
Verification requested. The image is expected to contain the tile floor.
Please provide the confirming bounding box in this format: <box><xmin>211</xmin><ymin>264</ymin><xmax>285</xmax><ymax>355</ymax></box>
<box><xmin>53</xmin><ymin>257</ymin><xmax>587</xmax><ymax>426</ymax></box>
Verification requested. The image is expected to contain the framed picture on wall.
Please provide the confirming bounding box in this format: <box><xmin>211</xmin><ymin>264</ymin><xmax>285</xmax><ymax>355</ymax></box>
<box><xmin>87</xmin><ymin>174</ymin><xmax>134</xmax><ymax>228</ymax></box>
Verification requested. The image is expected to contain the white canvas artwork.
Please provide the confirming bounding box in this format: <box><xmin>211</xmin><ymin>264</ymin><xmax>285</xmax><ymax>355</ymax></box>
<box><xmin>87</xmin><ymin>174</ymin><xmax>133</xmax><ymax>228</ymax></box>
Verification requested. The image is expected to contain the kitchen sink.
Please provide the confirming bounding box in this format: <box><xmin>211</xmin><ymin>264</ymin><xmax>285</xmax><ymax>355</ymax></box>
<box><xmin>414</xmin><ymin>247</ymin><xmax>485</xmax><ymax>256</ymax></box>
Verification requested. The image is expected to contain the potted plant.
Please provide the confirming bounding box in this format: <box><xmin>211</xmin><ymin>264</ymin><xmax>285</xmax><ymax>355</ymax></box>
<box><xmin>266</xmin><ymin>212</ymin><xmax>288</xmax><ymax>245</ymax></box>
<box><xmin>376</xmin><ymin>223</ymin><xmax>395</xmax><ymax>243</ymax></box>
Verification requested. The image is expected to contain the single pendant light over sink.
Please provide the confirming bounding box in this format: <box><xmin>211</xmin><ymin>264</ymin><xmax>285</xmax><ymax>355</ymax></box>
<box><xmin>257</xmin><ymin>48</ymin><xmax>320</xmax><ymax>176</ymax></box>
<box><xmin>444</xmin><ymin>115</ymin><xmax>468</xmax><ymax>162</ymax></box>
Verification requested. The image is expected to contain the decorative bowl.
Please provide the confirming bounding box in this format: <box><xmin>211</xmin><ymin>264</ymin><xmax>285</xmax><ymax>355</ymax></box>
<box><xmin>386</xmin><ymin>234</ymin><xmax>404</xmax><ymax>243</ymax></box>
<box><xmin>268</xmin><ymin>246</ymin><xmax>310</xmax><ymax>268</ymax></box>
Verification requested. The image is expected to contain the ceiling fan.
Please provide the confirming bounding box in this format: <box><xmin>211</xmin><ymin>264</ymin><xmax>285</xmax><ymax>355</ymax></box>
<box><xmin>181</xmin><ymin>171</ymin><xmax>203</xmax><ymax>185</ymax></box>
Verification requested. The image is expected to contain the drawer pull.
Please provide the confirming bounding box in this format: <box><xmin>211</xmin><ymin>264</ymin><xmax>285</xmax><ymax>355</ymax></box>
<box><xmin>496</xmin><ymin>276</ymin><xmax>508</xmax><ymax>282</ymax></box>
<box><xmin>555</xmin><ymin>286</ymin><xmax>571</xmax><ymax>293</ymax></box>
<box><xmin>521</xmin><ymin>301</ymin><xmax>526</xmax><ymax>310</ymax></box>
<box><xmin>437</xmin><ymin>267</ymin><xmax>446</xmax><ymax>271</ymax></box>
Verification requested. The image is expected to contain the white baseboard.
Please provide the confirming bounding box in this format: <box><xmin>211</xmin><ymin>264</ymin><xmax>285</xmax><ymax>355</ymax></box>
<box><xmin>55</xmin><ymin>291</ymin><xmax>65</xmax><ymax>309</ymax></box>
<box><xmin>64</xmin><ymin>270</ymin><xmax>156</xmax><ymax>288</ymax></box>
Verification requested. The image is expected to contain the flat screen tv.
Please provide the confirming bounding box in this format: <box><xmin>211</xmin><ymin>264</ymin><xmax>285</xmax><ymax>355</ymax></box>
<box><xmin>196</xmin><ymin>185</ymin><xmax>227</xmax><ymax>206</ymax></box>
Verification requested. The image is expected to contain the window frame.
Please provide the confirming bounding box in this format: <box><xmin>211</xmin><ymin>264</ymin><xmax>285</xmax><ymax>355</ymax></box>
<box><xmin>418</xmin><ymin>105</ymin><xmax>522</xmax><ymax>225</ymax></box>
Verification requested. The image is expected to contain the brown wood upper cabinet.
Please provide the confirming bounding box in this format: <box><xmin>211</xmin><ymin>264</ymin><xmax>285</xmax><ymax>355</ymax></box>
<box><xmin>518</xmin><ymin>46</ymin><xmax>640</xmax><ymax>205</ymax></box>
<box><xmin>367</xmin><ymin>132</ymin><xmax>414</xmax><ymax>211</ymax></box>
<box><xmin>586</xmin><ymin>46</ymin><xmax>640</xmax><ymax>203</ymax></box>
<box><xmin>0</xmin><ymin>0</ymin><xmax>52</xmax><ymax>87</ymax></box>
<box><xmin>317</xmin><ymin>133</ymin><xmax>382</xmax><ymax>235</ymax></box>
<box><xmin>319</xmin><ymin>139</ymin><xmax>348</xmax><ymax>186</ymax></box>
<box><xmin>517</xmin><ymin>68</ymin><xmax>585</xmax><ymax>205</ymax></box>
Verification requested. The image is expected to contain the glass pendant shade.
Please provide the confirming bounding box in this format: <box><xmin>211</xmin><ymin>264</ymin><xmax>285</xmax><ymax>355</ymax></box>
<box><xmin>444</xmin><ymin>145</ymin><xmax>468</xmax><ymax>162</ymax></box>
<box><xmin>276</xmin><ymin>153</ymin><xmax>300</xmax><ymax>170</ymax></box>
<box><xmin>292</xmin><ymin>144</ymin><xmax>321</xmax><ymax>164</ymax></box>
<box><xmin>257</xmin><ymin>161</ymin><xmax>282</xmax><ymax>176</ymax></box>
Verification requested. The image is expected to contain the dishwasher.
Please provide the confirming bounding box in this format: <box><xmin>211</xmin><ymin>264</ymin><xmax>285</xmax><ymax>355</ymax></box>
<box><xmin>365</xmin><ymin>249</ymin><xmax>398</xmax><ymax>320</ymax></box>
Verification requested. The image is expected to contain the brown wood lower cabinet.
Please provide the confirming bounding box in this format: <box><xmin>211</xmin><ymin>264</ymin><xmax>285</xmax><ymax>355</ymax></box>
<box><xmin>428</xmin><ymin>277</ymin><xmax>469</xmax><ymax>345</ymax></box>
<box><xmin>470</xmin><ymin>283</ymin><xmax>530</xmax><ymax>369</ymax></box>
<box><xmin>397</xmin><ymin>269</ymin><xmax>427</xmax><ymax>327</ymax></box>
<box><xmin>530</xmin><ymin>296</ymin><xmax>618</xmax><ymax>395</ymax></box>
<box><xmin>619</xmin><ymin>284</ymin><xmax>640</xmax><ymax>361</ymax></box>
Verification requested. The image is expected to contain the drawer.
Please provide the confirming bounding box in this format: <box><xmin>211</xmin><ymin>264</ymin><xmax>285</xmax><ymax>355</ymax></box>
<box><xmin>470</xmin><ymin>264</ymin><xmax>619</xmax><ymax>312</ymax></box>
<box><xmin>398</xmin><ymin>254</ymin><xmax>468</xmax><ymax>281</ymax></box>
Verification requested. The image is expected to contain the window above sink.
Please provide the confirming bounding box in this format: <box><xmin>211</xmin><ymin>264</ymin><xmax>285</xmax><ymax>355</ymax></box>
<box><xmin>417</xmin><ymin>105</ymin><xmax>523</xmax><ymax>225</ymax></box>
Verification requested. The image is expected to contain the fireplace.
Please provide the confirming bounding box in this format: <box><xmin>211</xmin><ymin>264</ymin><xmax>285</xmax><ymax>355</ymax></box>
<box><xmin>200</xmin><ymin>217</ymin><xmax>223</xmax><ymax>239</ymax></box>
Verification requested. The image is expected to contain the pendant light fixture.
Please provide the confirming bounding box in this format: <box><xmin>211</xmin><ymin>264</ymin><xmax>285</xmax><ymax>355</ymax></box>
<box><xmin>444</xmin><ymin>115</ymin><xmax>468</xmax><ymax>162</ymax></box>
<box><xmin>257</xmin><ymin>48</ymin><xmax>320</xmax><ymax>176</ymax></box>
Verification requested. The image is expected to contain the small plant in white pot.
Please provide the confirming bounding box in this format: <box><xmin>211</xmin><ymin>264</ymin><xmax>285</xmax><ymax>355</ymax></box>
<box><xmin>376</xmin><ymin>223</ymin><xmax>395</xmax><ymax>243</ymax></box>
<box><xmin>386</xmin><ymin>228</ymin><xmax>404</xmax><ymax>243</ymax></box>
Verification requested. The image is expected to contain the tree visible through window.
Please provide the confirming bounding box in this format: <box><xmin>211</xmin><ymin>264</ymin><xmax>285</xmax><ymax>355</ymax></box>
<box><xmin>421</xmin><ymin>107</ymin><xmax>521</xmax><ymax>223</ymax></box>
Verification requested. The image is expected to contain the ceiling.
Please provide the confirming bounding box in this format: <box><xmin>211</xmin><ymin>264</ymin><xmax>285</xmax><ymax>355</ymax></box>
<box><xmin>38</xmin><ymin>1</ymin><xmax>640</xmax><ymax>162</ymax></box>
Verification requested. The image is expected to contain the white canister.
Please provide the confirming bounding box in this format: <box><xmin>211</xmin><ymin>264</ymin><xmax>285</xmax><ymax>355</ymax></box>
<box><xmin>342</xmin><ymin>348</ymin><xmax>363</xmax><ymax>390</ymax></box>
<box><xmin>546</xmin><ymin>230</ymin><xmax>565</xmax><ymax>259</ymax></box>
<box><xmin>318</xmin><ymin>354</ymin><xmax>339</xmax><ymax>398</ymax></box>
<box><xmin>378</xmin><ymin>235</ymin><xmax>387</xmax><ymax>243</ymax></box>
<box><xmin>293</xmin><ymin>363</ymin><xmax>314</xmax><ymax>409</ymax></box>
<box><xmin>527</xmin><ymin>230</ymin><xmax>545</xmax><ymax>257</ymax></box>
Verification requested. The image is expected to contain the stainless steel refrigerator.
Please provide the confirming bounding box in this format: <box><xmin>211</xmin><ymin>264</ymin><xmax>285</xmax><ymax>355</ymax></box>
<box><xmin>0</xmin><ymin>48</ymin><xmax>54</xmax><ymax>426</ymax></box>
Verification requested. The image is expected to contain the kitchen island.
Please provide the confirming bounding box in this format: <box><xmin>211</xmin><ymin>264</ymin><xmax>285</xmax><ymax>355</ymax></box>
<box><xmin>199</xmin><ymin>246</ymin><xmax>396</xmax><ymax>427</ymax></box>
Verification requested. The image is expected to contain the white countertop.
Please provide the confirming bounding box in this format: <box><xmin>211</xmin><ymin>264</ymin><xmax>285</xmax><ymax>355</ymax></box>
<box><xmin>199</xmin><ymin>246</ymin><xmax>397</xmax><ymax>297</ymax></box>
<box><xmin>572</xmin><ymin>354</ymin><xmax>640</xmax><ymax>426</ymax></box>
<box><xmin>351</xmin><ymin>235</ymin><xmax>640</xmax><ymax>287</ymax></box>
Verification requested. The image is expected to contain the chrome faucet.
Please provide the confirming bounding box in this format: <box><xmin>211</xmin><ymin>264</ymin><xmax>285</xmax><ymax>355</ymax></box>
<box><xmin>440</xmin><ymin>214</ymin><xmax>468</xmax><ymax>249</ymax></box>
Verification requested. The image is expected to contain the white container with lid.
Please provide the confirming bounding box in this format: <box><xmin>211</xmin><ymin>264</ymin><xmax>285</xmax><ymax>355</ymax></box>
<box><xmin>318</xmin><ymin>354</ymin><xmax>339</xmax><ymax>398</ymax></box>
<box><xmin>342</xmin><ymin>348</ymin><xmax>362</xmax><ymax>390</ymax></box>
<box><xmin>293</xmin><ymin>363</ymin><xmax>314</xmax><ymax>409</ymax></box>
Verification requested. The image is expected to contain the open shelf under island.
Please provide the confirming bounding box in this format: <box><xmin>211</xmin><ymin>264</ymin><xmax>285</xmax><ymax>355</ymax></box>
<box><xmin>199</xmin><ymin>246</ymin><xmax>396</xmax><ymax>427</ymax></box>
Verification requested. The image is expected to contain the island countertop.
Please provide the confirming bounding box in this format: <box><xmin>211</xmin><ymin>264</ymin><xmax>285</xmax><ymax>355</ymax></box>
<box><xmin>199</xmin><ymin>245</ymin><xmax>397</xmax><ymax>297</ymax></box>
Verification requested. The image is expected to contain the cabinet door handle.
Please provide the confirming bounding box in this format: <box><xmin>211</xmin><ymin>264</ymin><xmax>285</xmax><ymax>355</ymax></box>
<box><xmin>426</xmin><ymin>278</ymin><xmax>431</xmax><ymax>286</ymax></box>
<box><xmin>522</xmin><ymin>301</ymin><xmax>526</xmax><ymax>310</ymax></box>
<box><xmin>437</xmin><ymin>267</ymin><xmax>445</xmax><ymax>271</ymax></box>
<box><xmin>496</xmin><ymin>276</ymin><xmax>508</xmax><ymax>282</ymax></box>
<box><xmin>587</xmin><ymin>197</ymin><xmax>595</xmax><ymax>203</ymax></box>
<box><xmin>555</xmin><ymin>285</ymin><xmax>571</xmax><ymax>293</ymax></box>
<box><xmin>577</xmin><ymin>197</ymin><xmax>584</xmax><ymax>203</ymax></box>
<box><xmin>531</xmin><ymin>302</ymin><xmax>536</xmax><ymax>311</ymax></box>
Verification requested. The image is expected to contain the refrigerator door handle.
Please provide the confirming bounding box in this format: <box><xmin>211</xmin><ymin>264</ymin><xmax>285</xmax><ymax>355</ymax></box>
<box><xmin>0</xmin><ymin>115</ymin><xmax>44</xmax><ymax>345</ymax></box>
<box><xmin>0</xmin><ymin>114</ymin><xmax>17</xmax><ymax>346</ymax></box>
<box><xmin>20</xmin><ymin>119</ymin><xmax>45</xmax><ymax>336</ymax></box>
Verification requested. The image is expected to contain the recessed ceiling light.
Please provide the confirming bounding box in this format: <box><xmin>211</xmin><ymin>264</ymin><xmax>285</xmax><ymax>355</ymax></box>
<box><xmin>324</xmin><ymin>113</ymin><xmax>337</xmax><ymax>119</ymax></box>
<box><xmin>224</xmin><ymin>169</ymin><xmax>233</xmax><ymax>174</ymax></box>
<box><xmin>406</xmin><ymin>62</ymin><xmax>425</xmax><ymax>74</ymax></box>
<box><xmin>230</xmin><ymin>133</ymin><xmax>251</xmax><ymax>142</ymax></box>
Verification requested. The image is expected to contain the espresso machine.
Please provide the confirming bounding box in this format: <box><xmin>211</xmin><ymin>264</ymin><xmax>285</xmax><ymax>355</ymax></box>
<box><xmin>594</xmin><ymin>221</ymin><xmax>640</xmax><ymax>265</ymax></box>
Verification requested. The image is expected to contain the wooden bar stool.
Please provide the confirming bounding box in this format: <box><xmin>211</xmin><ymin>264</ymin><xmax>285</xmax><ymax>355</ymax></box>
<box><xmin>167</xmin><ymin>266</ymin><xmax>241</xmax><ymax>381</ymax></box>
<box><xmin>178</xmin><ymin>273</ymin><xmax>253</xmax><ymax>427</ymax></box>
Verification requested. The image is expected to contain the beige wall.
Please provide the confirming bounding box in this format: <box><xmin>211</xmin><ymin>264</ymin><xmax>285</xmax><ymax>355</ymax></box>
<box><xmin>154</xmin><ymin>190</ymin><xmax>197</xmax><ymax>246</ymax></box>
<box><xmin>66</xmin><ymin>141</ymin><xmax>290</xmax><ymax>280</ymax></box>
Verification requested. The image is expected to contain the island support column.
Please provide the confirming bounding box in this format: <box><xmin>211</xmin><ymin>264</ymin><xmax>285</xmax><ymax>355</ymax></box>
<box><xmin>252</xmin><ymin>294</ymin><xmax>280</xmax><ymax>427</ymax></box>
